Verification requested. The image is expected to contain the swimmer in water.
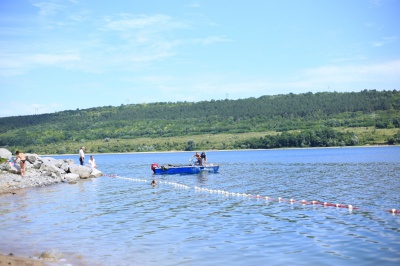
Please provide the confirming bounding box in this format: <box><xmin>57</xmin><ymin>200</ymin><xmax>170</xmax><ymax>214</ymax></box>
<box><xmin>151</xmin><ymin>179</ymin><xmax>157</xmax><ymax>186</ymax></box>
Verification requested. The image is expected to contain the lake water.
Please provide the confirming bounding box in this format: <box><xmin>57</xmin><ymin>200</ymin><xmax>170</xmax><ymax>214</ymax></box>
<box><xmin>1</xmin><ymin>147</ymin><xmax>400</xmax><ymax>265</ymax></box>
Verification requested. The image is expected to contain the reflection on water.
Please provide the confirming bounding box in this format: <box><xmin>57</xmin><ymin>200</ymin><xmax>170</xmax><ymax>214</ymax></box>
<box><xmin>1</xmin><ymin>147</ymin><xmax>400</xmax><ymax>265</ymax></box>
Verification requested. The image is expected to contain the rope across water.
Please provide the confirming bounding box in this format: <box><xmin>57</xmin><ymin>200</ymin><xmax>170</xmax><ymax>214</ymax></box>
<box><xmin>102</xmin><ymin>174</ymin><xmax>399</xmax><ymax>215</ymax></box>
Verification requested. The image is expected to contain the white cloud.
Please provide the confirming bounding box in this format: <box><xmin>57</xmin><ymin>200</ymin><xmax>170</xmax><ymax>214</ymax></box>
<box><xmin>172</xmin><ymin>60</ymin><xmax>400</xmax><ymax>99</ymax></box>
<box><xmin>304</xmin><ymin>60</ymin><xmax>400</xmax><ymax>79</ymax></box>
<box><xmin>128</xmin><ymin>59</ymin><xmax>400</xmax><ymax>104</ymax></box>
<box><xmin>192</xmin><ymin>35</ymin><xmax>231</xmax><ymax>45</ymax></box>
<box><xmin>93</xmin><ymin>14</ymin><xmax>193</xmax><ymax>64</ymax></box>
<box><xmin>267</xmin><ymin>59</ymin><xmax>400</xmax><ymax>93</ymax></box>
<box><xmin>103</xmin><ymin>14</ymin><xmax>188</xmax><ymax>32</ymax></box>
<box><xmin>0</xmin><ymin>101</ymin><xmax>63</xmax><ymax>117</ymax></box>
<box><xmin>33</xmin><ymin>1</ymin><xmax>64</xmax><ymax>17</ymax></box>
<box><xmin>0</xmin><ymin>52</ymin><xmax>81</xmax><ymax>76</ymax></box>
<box><xmin>28</xmin><ymin>53</ymin><xmax>81</xmax><ymax>65</ymax></box>
<box><xmin>371</xmin><ymin>36</ymin><xmax>398</xmax><ymax>47</ymax></box>
<box><xmin>369</xmin><ymin>0</ymin><xmax>383</xmax><ymax>7</ymax></box>
<box><xmin>185</xmin><ymin>2</ymin><xmax>201</xmax><ymax>8</ymax></box>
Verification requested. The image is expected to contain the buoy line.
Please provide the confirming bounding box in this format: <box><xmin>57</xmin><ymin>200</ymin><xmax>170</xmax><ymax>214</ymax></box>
<box><xmin>103</xmin><ymin>174</ymin><xmax>190</xmax><ymax>189</ymax></box>
<box><xmin>103</xmin><ymin>174</ymin><xmax>399</xmax><ymax>215</ymax></box>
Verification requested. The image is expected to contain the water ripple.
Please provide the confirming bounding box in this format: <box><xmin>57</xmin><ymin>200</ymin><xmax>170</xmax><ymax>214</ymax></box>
<box><xmin>1</xmin><ymin>147</ymin><xmax>400</xmax><ymax>265</ymax></box>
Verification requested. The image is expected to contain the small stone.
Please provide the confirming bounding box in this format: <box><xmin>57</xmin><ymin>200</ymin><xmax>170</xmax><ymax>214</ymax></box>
<box><xmin>40</xmin><ymin>249</ymin><xmax>64</xmax><ymax>260</ymax></box>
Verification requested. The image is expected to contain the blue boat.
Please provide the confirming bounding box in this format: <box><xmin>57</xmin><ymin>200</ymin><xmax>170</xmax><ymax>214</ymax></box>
<box><xmin>151</xmin><ymin>157</ymin><xmax>220</xmax><ymax>175</ymax></box>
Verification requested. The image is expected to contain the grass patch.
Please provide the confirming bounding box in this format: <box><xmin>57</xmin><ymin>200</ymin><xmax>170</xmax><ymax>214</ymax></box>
<box><xmin>7</xmin><ymin>128</ymin><xmax>398</xmax><ymax>155</ymax></box>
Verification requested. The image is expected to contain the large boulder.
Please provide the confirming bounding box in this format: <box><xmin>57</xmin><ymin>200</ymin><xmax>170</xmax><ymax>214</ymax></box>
<box><xmin>25</xmin><ymin>153</ymin><xmax>38</xmax><ymax>164</ymax></box>
<box><xmin>0</xmin><ymin>148</ymin><xmax>12</xmax><ymax>160</ymax></box>
<box><xmin>40</xmin><ymin>157</ymin><xmax>65</xmax><ymax>168</ymax></box>
<box><xmin>63</xmin><ymin>173</ymin><xmax>80</xmax><ymax>182</ymax></box>
<box><xmin>60</xmin><ymin>159</ymin><xmax>74</xmax><ymax>172</ymax></box>
<box><xmin>32</xmin><ymin>159</ymin><xmax>42</xmax><ymax>169</ymax></box>
<box><xmin>40</xmin><ymin>161</ymin><xmax>64</xmax><ymax>177</ymax></box>
<box><xmin>1</xmin><ymin>163</ymin><xmax>19</xmax><ymax>174</ymax></box>
<box><xmin>90</xmin><ymin>168</ymin><xmax>103</xmax><ymax>178</ymax></box>
<box><xmin>69</xmin><ymin>164</ymin><xmax>91</xmax><ymax>179</ymax></box>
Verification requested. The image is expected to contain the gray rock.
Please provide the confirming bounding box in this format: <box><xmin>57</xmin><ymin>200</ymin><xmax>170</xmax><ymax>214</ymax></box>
<box><xmin>39</xmin><ymin>157</ymin><xmax>67</xmax><ymax>169</ymax></box>
<box><xmin>8</xmin><ymin>164</ymin><xmax>19</xmax><ymax>174</ymax></box>
<box><xmin>69</xmin><ymin>164</ymin><xmax>91</xmax><ymax>179</ymax></box>
<box><xmin>32</xmin><ymin>160</ymin><xmax>42</xmax><ymax>169</ymax></box>
<box><xmin>40</xmin><ymin>161</ymin><xmax>64</xmax><ymax>177</ymax></box>
<box><xmin>64</xmin><ymin>173</ymin><xmax>80</xmax><ymax>182</ymax></box>
<box><xmin>0</xmin><ymin>148</ymin><xmax>102</xmax><ymax>193</ymax></box>
<box><xmin>0</xmin><ymin>162</ymin><xmax>12</xmax><ymax>171</ymax></box>
<box><xmin>25</xmin><ymin>153</ymin><xmax>38</xmax><ymax>164</ymax></box>
<box><xmin>90</xmin><ymin>168</ymin><xmax>103</xmax><ymax>178</ymax></box>
<box><xmin>60</xmin><ymin>162</ymin><xmax>70</xmax><ymax>172</ymax></box>
<box><xmin>0</xmin><ymin>148</ymin><xmax>12</xmax><ymax>160</ymax></box>
<box><xmin>65</xmin><ymin>158</ymin><xmax>75</xmax><ymax>165</ymax></box>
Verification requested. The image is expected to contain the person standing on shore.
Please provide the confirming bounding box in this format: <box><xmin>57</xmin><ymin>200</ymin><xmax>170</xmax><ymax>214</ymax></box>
<box><xmin>79</xmin><ymin>147</ymin><xmax>85</xmax><ymax>166</ymax></box>
<box><xmin>14</xmin><ymin>150</ymin><xmax>26</xmax><ymax>176</ymax></box>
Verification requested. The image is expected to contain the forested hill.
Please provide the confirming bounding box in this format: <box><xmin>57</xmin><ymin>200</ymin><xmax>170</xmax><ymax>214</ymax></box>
<box><xmin>0</xmin><ymin>90</ymin><xmax>399</xmax><ymax>151</ymax></box>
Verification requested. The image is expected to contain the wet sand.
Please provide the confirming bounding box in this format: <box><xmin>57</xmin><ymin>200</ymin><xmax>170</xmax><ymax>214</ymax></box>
<box><xmin>0</xmin><ymin>253</ymin><xmax>46</xmax><ymax>266</ymax></box>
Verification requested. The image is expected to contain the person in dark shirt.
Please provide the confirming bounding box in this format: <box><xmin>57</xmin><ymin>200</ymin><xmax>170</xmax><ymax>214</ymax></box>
<box><xmin>201</xmin><ymin>151</ymin><xmax>207</xmax><ymax>164</ymax></box>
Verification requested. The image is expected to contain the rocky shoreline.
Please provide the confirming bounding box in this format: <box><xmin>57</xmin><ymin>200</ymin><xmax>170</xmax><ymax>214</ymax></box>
<box><xmin>0</xmin><ymin>148</ymin><xmax>102</xmax><ymax>195</ymax></box>
<box><xmin>0</xmin><ymin>148</ymin><xmax>103</xmax><ymax>264</ymax></box>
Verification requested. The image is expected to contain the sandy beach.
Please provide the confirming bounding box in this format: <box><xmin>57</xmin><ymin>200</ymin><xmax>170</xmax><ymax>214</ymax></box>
<box><xmin>0</xmin><ymin>253</ymin><xmax>46</xmax><ymax>266</ymax></box>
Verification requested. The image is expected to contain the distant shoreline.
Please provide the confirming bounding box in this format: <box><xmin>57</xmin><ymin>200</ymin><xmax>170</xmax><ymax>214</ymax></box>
<box><xmin>43</xmin><ymin>144</ymin><xmax>396</xmax><ymax>157</ymax></box>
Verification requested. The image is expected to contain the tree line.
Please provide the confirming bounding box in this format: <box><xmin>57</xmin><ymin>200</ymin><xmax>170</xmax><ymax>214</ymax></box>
<box><xmin>0</xmin><ymin>89</ymin><xmax>399</xmax><ymax>153</ymax></box>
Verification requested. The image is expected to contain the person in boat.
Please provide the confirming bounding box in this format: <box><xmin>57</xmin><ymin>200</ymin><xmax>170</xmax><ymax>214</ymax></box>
<box><xmin>201</xmin><ymin>151</ymin><xmax>207</xmax><ymax>164</ymax></box>
<box><xmin>88</xmin><ymin>155</ymin><xmax>97</xmax><ymax>169</ymax></box>
<box><xmin>14</xmin><ymin>150</ymin><xmax>26</xmax><ymax>176</ymax></box>
<box><xmin>194</xmin><ymin>152</ymin><xmax>203</xmax><ymax>165</ymax></box>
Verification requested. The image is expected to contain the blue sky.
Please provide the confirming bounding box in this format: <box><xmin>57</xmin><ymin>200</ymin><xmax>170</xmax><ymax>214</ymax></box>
<box><xmin>1</xmin><ymin>0</ymin><xmax>399</xmax><ymax>117</ymax></box>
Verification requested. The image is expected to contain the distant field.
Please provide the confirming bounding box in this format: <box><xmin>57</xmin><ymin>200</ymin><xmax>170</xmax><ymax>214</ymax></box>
<box><xmin>22</xmin><ymin>127</ymin><xmax>398</xmax><ymax>155</ymax></box>
<box><xmin>335</xmin><ymin>127</ymin><xmax>398</xmax><ymax>145</ymax></box>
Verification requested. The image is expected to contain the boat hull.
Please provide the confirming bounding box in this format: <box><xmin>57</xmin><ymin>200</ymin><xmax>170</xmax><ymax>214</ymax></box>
<box><xmin>153</xmin><ymin>164</ymin><xmax>219</xmax><ymax>175</ymax></box>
